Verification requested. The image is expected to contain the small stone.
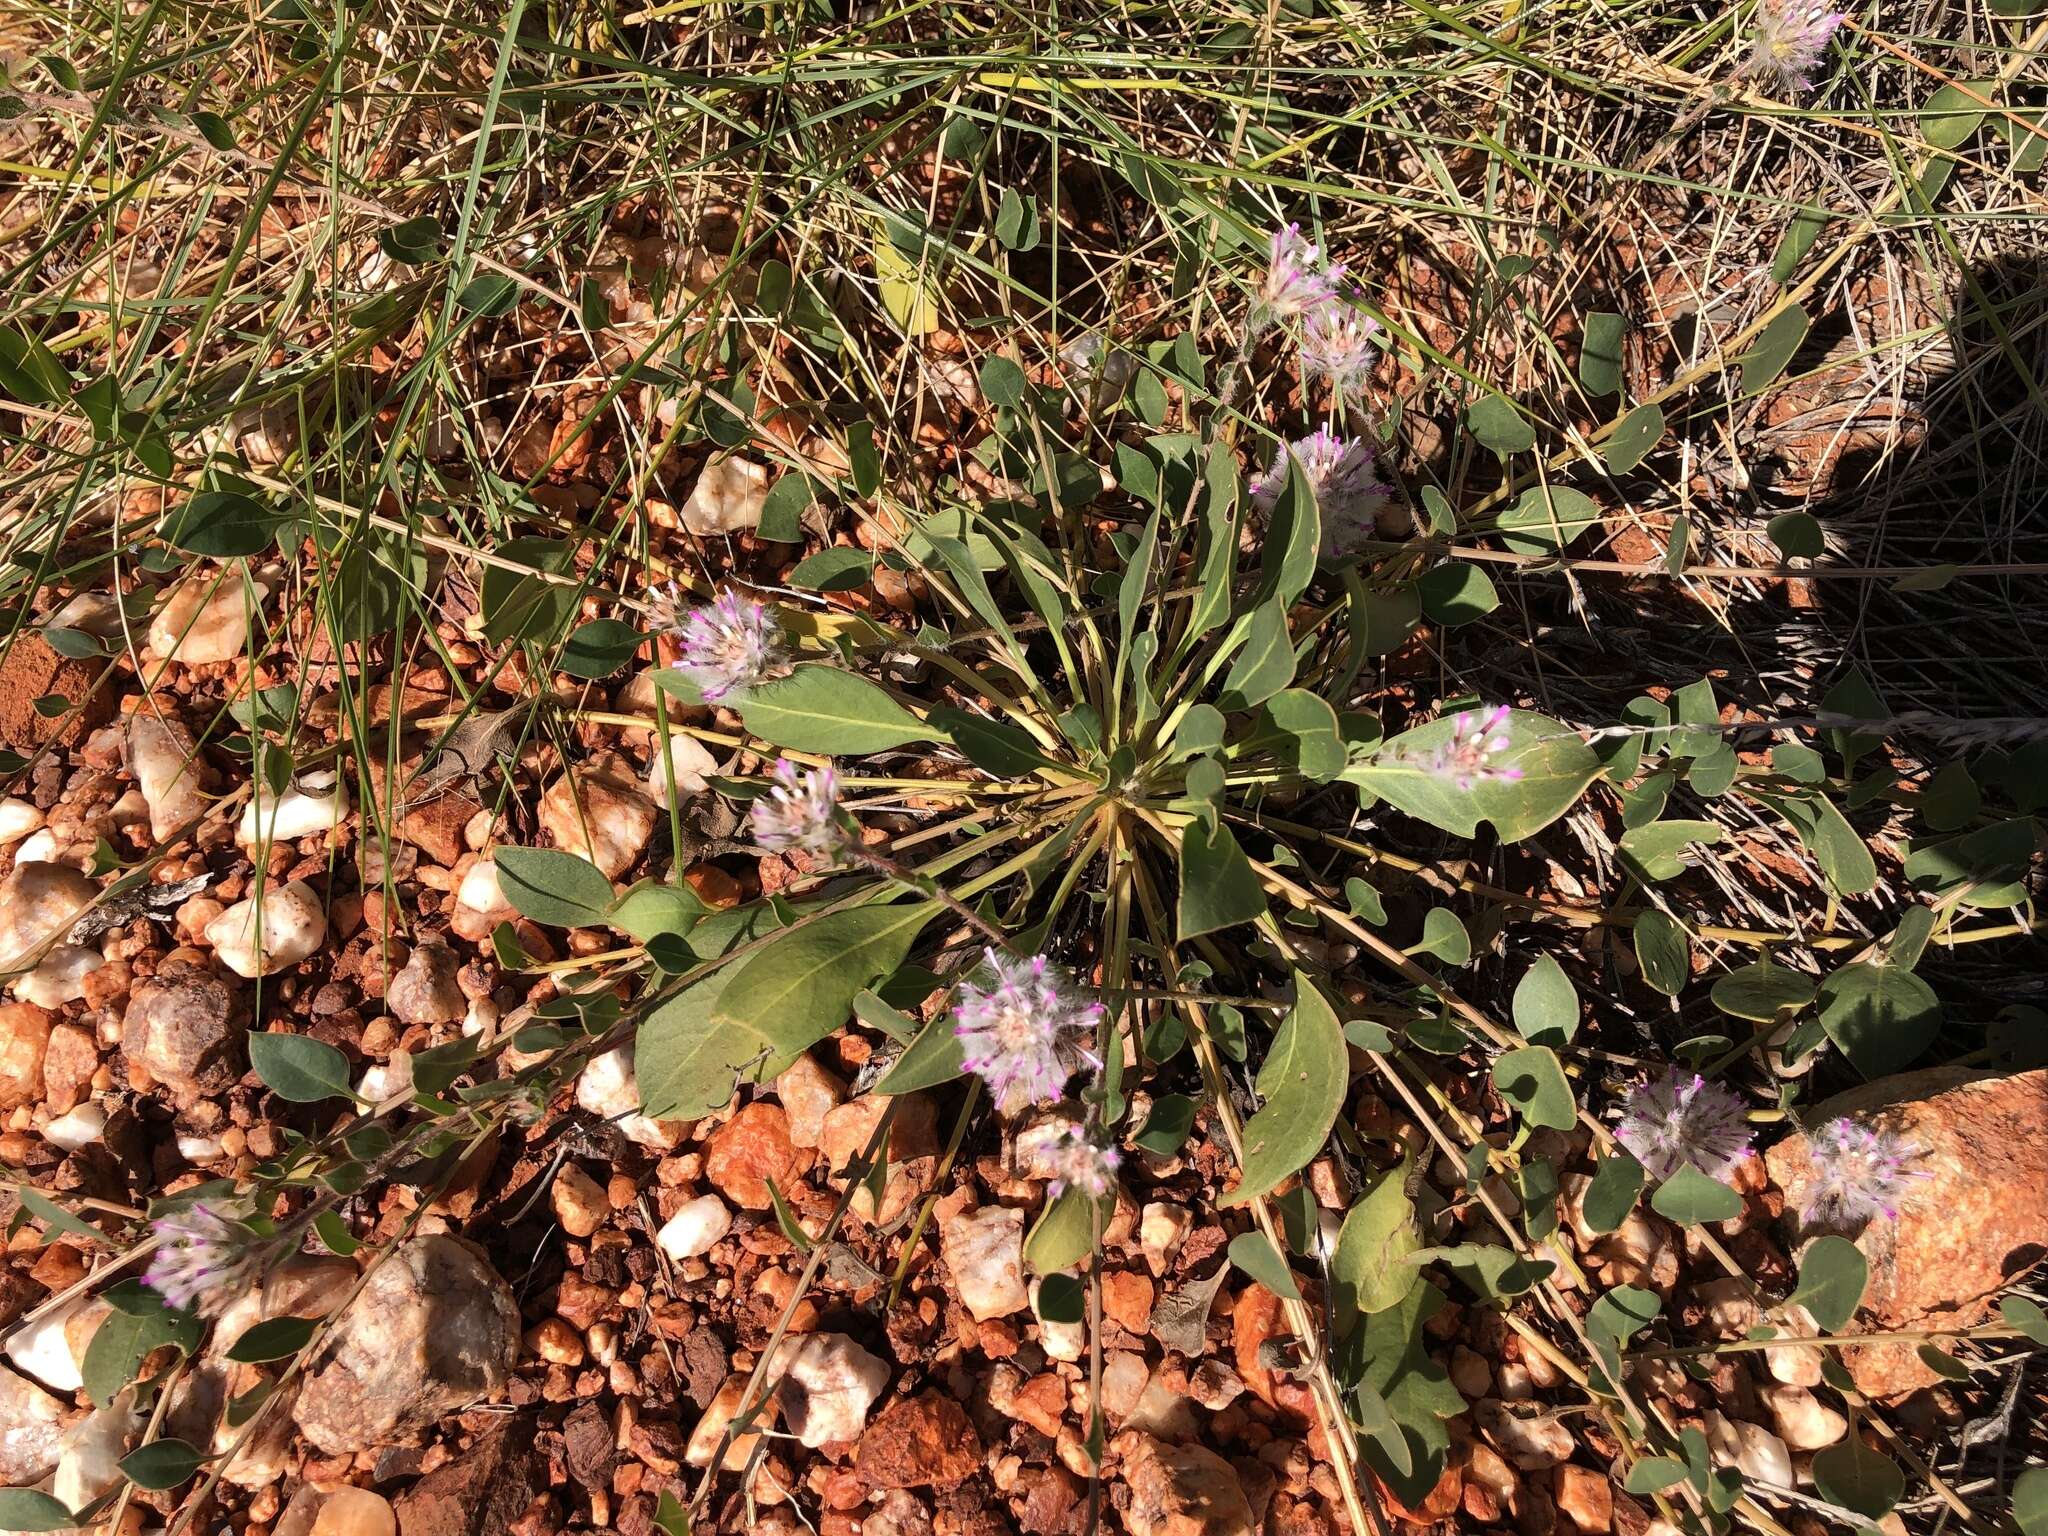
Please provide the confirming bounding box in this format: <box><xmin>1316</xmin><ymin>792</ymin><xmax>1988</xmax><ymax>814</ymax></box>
<box><xmin>656</xmin><ymin>1194</ymin><xmax>733</xmax><ymax>1261</ymax></box>
<box><xmin>126</xmin><ymin>712</ymin><xmax>210</xmax><ymax>840</ymax></box>
<box><xmin>1701</xmin><ymin>1411</ymin><xmax>1791</xmax><ymax>1487</ymax></box>
<box><xmin>688</xmin><ymin>1376</ymin><xmax>779</xmax><ymax>1470</ymax></box>
<box><xmin>1476</xmin><ymin>1401</ymin><xmax>1576</xmax><ymax>1470</ymax></box>
<box><xmin>0</xmin><ymin>1362</ymin><xmax>71</xmax><ymax>1484</ymax></box>
<box><xmin>1552</xmin><ymin>1466</ymin><xmax>1612</xmax><ymax>1534</ymax></box>
<box><xmin>551</xmin><ymin>1165</ymin><xmax>608</xmax><ymax>1238</ymax></box>
<box><xmin>449</xmin><ymin>856</ymin><xmax>516</xmax><ymax>943</ymax></box>
<box><xmin>575</xmin><ymin>1044</ymin><xmax>689</xmax><ymax>1151</ymax></box>
<box><xmin>38</xmin><ymin>1020</ymin><xmax>97</xmax><ymax>1113</ymax></box>
<box><xmin>1140</xmin><ymin>1203</ymin><xmax>1193</xmax><ymax>1276</ymax></box>
<box><xmin>537</xmin><ymin>765</ymin><xmax>656</xmax><ymax>879</ymax></box>
<box><xmin>0</xmin><ymin>798</ymin><xmax>43</xmax><ymax>843</ymax></box>
<box><xmin>149</xmin><ymin>571</ymin><xmax>271</xmax><ymax>664</ymax></box>
<box><xmin>240</xmin><ymin>772</ymin><xmax>349</xmax><ymax>847</ymax></box>
<box><xmin>51</xmin><ymin>1392</ymin><xmax>140</xmax><ymax>1512</ymax></box>
<box><xmin>13</xmin><ymin>945</ymin><xmax>104</xmax><ymax>1009</ymax></box>
<box><xmin>680</xmin><ymin>455</ymin><xmax>772</xmax><ymax>535</ymax></box>
<box><xmin>205</xmin><ymin>879</ymin><xmax>328</xmax><ymax>977</ymax></box>
<box><xmin>1123</xmin><ymin>1436</ymin><xmax>1254</xmax><ymax>1536</ymax></box>
<box><xmin>1186</xmin><ymin>1360</ymin><xmax>1245</xmax><ymax>1411</ymax></box>
<box><xmin>294</xmin><ymin>1236</ymin><xmax>520</xmax><ymax>1454</ymax></box>
<box><xmin>1102</xmin><ymin>1270</ymin><xmax>1155</xmax><ymax>1334</ymax></box>
<box><xmin>387</xmin><ymin>943</ymin><xmax>465</xmax><ymax>1025</ymax></box>
<box><xmin>645</xmin><ymin>731</ymin><xmax>717</xmax><ymax>808</ymax></box>
<box><xmin>122</xmin><ymin>957</ymin><xmax>249</xmax><ymax>1104</ymax></box>
<box><xmin>390</xmin><ymin>1417</ymin><xmax>539</xmax><ymax>1536</ymax></box>
<box><xmin>939</xmin><ymin>1207</ymin><xmax>1028</xmax><ymax>1322</ymax></box>
<box><xmin>774</xmin><ymin>1333</ymin><xmax>891</xmax><ymax>1448</ymax></box>
<box><xmin>44</xmin><ymin>1102</ymin><xmax>107</xmax><ymax>1153</ymax></box>
<box><xmin>4</xmin><ymin>1295</ymin><xmax>105</xmax><ymax>1393</ymax></box>
<box><xmin>1100</xmin><ymin>1351</ymin><xmax>1150</xmax><ymax>1420</ymax></box>
<box><xmin>276</xmin><ymin>1483</ymin><xmax>399</xmax><ymax>1536</ymax></box>
<box><xmin>776</xmin><ymin>1053</ymin><xmax>846</xmax><ymax>1149</ymax></box>
<box><xmin>854</xmin><ymin>1391</ymin><xmax>981</xmax><ymax>1489</ymax></box>
<box><xmin>0</xmin><ymin>861</ymin><xmax>97</xmax><ymax>970</ymax></box>
<box><xmin>0</xmin><ymin>1002</ymin><xmax>52</xmax><ymax>1110</ymax></box>
<box><xmin>1032</xmin><ymin>1279</ymin><xmax>1084</xmax><ymax>1363</ymax></box>
<box><xmin>705</xmin><ymin>1103</ymin><xmax>812</xmax><ymax>1210</ymax></box>
<box><xmin>1450</xmin><ymin>1346</ymin><xmax>1493</xmax><ymax>1400</ymax></box>
<box><xmin>527</xmin><ymin>1319</ymin><xmax>585</xmax><ymax>1367</ymax></box>
<box><xmin>1760</xmin><ymin>1383</ymin><xmax>1847</xmax><ymax>1451</ymax></box>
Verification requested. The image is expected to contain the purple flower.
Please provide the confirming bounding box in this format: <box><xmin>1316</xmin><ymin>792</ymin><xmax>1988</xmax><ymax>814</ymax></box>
<box><xmin>144</xmin><ymin>1201</ymin><xmax>275</xmax><ymax>1316</ymax></box>
<box><xmin>1252</xmin><ymin>224</ymin><xmax>1344</xmax><ymax>332</ymax></box>
<box><xmin>1302</xmin><ymin>307</ymin><xmax>1382</xmax><ymax>396</ymax></box>
<box><xmin>1616</xmin><ymin>1071</ymin><xmax>1753</xmax><ymax>1181</ymax></box>
<box><xmin>672</xmin><ymin>591</ymin><xmax>785</xmax><ymax>702</ymax></box>
<box><xmin>1382</xmin><ymin>705</ymin><xmax>1524</xmax><ymax>791</ymax></box>
<box><xmin>1043</xmin><ymin>1127</ymin><xmax>1121</xmax><ymax>1200</ymax></box>
<box><xmin>1251</xmin><ymin>429</ymin><xmax>1390</xmax><ymax>562</ymax></box>
<box><xmin>751</xmin><ymin>759</ymin><xmax>846</xmax><ymax>858</ymax></box>
<box><xmin>1747</xmin><ymin>0</ymin><xmax>1846</xmax><ymax>93</ymax></box>
<box><xmin>1799</xmin><ymin>1118</ymin><xmax>1928</xmax><ymax>1226</ymax></box>
<box><xmin>953</xmin><ymin>950</ymin><xmax>1103</xmax><ymax>1119</ymax></box>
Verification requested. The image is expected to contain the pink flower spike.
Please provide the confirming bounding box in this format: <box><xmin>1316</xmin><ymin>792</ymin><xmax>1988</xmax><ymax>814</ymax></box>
<box><xmin>1616</xmin><ymin>1071</ymin><xmax>1753</xmax><ymax>1182</ymax></box>
<box><xmin>1303</xmin><ymin>307</ymin><xmax>1381</xmax><ymax>396</ymax></box>
<box><xmin>952</xmin><ymin>950</ymin><xmax>1103</xmax><ymax>1119</ymax></box>
<box><xmin>1799</xmin><ymin>1117</ymin><xmax>1929</xmax><ymax>1226</ymax></box>
<box><xmin>145</xmin><ymin>1201</ymin><xmax>276</xmax><ymax>1316</ymax></box>
<box><xmin>671</xmin><ymin>591</ymin><xmax>786</xmax><ymax>702</ymax></box>
<box><xmin>1747</xmin><ymin>0</ymin><xmax>1846</xmax><ymax>93</ymax></box>
<box><xmin>751</xmin><ymin>759</ymin><xmax>846</xmax><ymax>858</ymax></box>
<box><xmin>1253</xmin><ymin>223</ymin><xmax>1345</xmax><ymax>332</ymax></box>
<box><xmin>1043</xmin><ymin>1127</ymin><xmax>1122</xmax><ymax>1200</ymax></box>
<box><xmin>1250</xmin><ymin>429</ymin><xmax>1390</xmax><ymax>564</ymax></box>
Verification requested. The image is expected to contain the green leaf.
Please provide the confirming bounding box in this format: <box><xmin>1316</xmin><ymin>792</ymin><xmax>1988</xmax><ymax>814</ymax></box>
<box><xmin>1769</xmin><ymin>207</ymin><xmax>1827</xmax><ymax>284</ymax></box>
<box><xmin>1491</xmin><ymin>1046</ymin><xmax>1577</xmax><ymax>1131</ymax></box>
<box><xmin>1227</xmin><ymin>1231</ymin><xmax>1302</xmax><ymax>1300</ymax></box>
<box><xmin>737</xmin><ymin>666</ymin><xmax>935</xmax><ymax>753</ymax></box>
<box><xmin>1603</xmin><ymin>402</ymin><xmax>1666</xmax><ymax>474</ymax></box>
<box><xmin>994</xmin><ymin>187</ymin><xmax>1041</xmax><ymax>250</ymax></box>
<box><xmin>559</xmin><ymin>619</ymin><xmax>642</xmax><ymax>679</ymax></box>
<box><xmin>1418</xmin><ymin>1244</ymin><xmax>1556</xmax><ymax>1302</ymax></box>
<box><xmin>81</xmin><ymin>1294</ymin><xmax>200</xmax><ymax>1407</ymax></box>
<box><xmin>1353</xmin><ymin>1284</ymin><xmax>1466</xmax><ymax>1508</ymax></box>
<box><xmin>1710</xmin><ymin>964</ymin><xmax>1816</xmax><ymax>1022</ymax></box>
<box><xmin>788</xmin><ymin>548</ymin><xmax>875</xmax><ymax>592</ymax></box>
<box><xmin>929</xmin><ymin>709</ymin><xmax>1062</xmax><ymax>778</ymax></box>
<box><xmin>1221</xmin><ymin>981</ymin><xmax>1347</xmax><ymax>1208</ymax></box>
<box><xmin>1025</xmin><ymin>1187</ymin><xmax>1107</xmax><ymax>1275</ymax></box>
<box><xmin>1632</xmin><ymin>909</ymin><xmax>1690</xmax><ymax>997</ymax></box>
<box><xmin>1738</xmin><ymin>304</ymin><xmax>1809</xmax><ymax>394</ymax></box>
<box><xmin>1134</xmin><ymin>1094</ymin><xmax>1197</xmax><ymax>1156</ymax></box>
<box><xmin>1767</xmin><ymin>511</ymin><xmax>1824</xmax><ymax>560</ymax></box>
<box><xmin>162</xmin><ymin>490</ymin><xmax>287</xmax><ymax>557</ymax></box>
<box><xmin>1921</xmin><ymin>81</ymin><xmax>1990</xmax><ymax>150</ymax></box>
<box><xmin>1250</xmin><ymin>690</ymin><xmax>1346</xmax><ymax>781</ymax></box>
<box><xmin>1811</xmin><ymin>1441</ymin><xmax>1903</xmax><ymax>1519</ymax></box>
<box><xmin>480</xmin><ymin>537</ymin><xmax>578</xmax><ymax>647</ymax></box>
<box><xmin>608</xmin><ymin>881</ymin><xmax>705</xmax><ymax>943</ymax></box>
<box><xmin>1619</xmin><ymin>819</ymin><xmax>1725</xmax><ymax>883</ymax></box>
<box><xmin>2015</xmin><ymin>1468</ymin><xmax>2048</xmax><ymax>1536</ymax></box>
<box><xmin>0</xmin><ymin>327</ymin><xmax>71</xmax><ymax>405</ymax></box>
<box><xmin>1790</xmin><ymin>1235</ymin><xmax>1867</xmax><ymax>1331</ymax></box>
<box><xmin>1178</xmin><ymin>819</ymin><xmax>1267</xmax><ymax>939</ymax></box>
<box><xmin>714</xmin><ymin>903</ymin><xmax>938</xmax><ymax>1078</ymax></box>
<box><xmin>1331</xmin><ymin>1156</ymin><xmax>1421</xmax><ymax>1322</ymax></box>
<box><xmin>1817</xmin><ymin>963</ymin><xmax>1941</xmax><ymax>1077</ymax></box>
<box><xmin>0</xmin><ymin>1491</ymin><xmax>76</xmax><ymax>1531</ymax></box>
<box><xmin>379</xmin><ymin>214</ymin><xmax>444</xmax><ymax>264</ymax></box>
<box><xmin>1415</xmin><ymin>562</ymin><xmax>1498</xmax><ymax>626</ymax></box>
<box><xmin>14</xmin><ymin>1186</ymin><xmax>109</xmax><ymax>1246</ymax></box>
<box><xmin>2002</xmin><ymin>1295</ymin><xmax>2048</xmax><ymax>1345</ymax></box>
<box><xmin>1493</xmin><ymin>486</ymin><xmax>1600</xmax><ymax>555</ymax></box>
<box><xmin>1414</xmin><ymin>908</ymin><xmax>1470</xmax><ymax>965</ymax></box>
<box><xmin>1466</xmin><ymin>395</ymin><xmax>1537</xmax><ymax>456</ymax></box>
<box><xmin>1777</xmin><ymin>794</ymin><xmax>1879</xmax><ymax>896</ymax></box>
<box><xmin>1582</xmin><ymin>1153</ymin><xmax>1644</xmax><ymax>1235</ymax></box>
<box><xmin>1346</xmin><ymin>710</ymin><xmax>1600</xmax><ymax>843</ymax></box>
<box><xmin>225</xmin><ymin>1314</ymin><xmax>321</xmax><ymax>1364</ymax></box>
<box><xmin>119</xmin><ymin>1437</ymin><xmax>205</xmax><ymax>1490</ymax></box>
<box><xmin>456</xmin><ymin>273</ymin><xmax>518</xmax><ymax>316</ymax></box>
<box><xmin>1650</xmin><ymin>1166</ymin><xmax>1742</xmax><ymax>1226</ymax></box>
<box><xmin>1624</xmin><ymin>1458</ymin><xmax>1691</xmax><ymax>1496</ymax></box>
<box><xmin>1217</xmin><ymin>597</ymin><xmax>1297</xmax><ymax>712</ymax></box>
<box><xmin>636</xmin><ymin>972</ymin><xmax>761</xmax><ymax>1121</ymax></box>
<box><xmin>874</xmin><ymin>1012</ymin><xmax>965</xmax><ymax>1095</ymax></box>
<box><xmin>1511</xmin><ymin>956</ymin><xmax>1578</xmax><ymax>1045</ymax></box>
<box><xmin>248</xmin><ymin>1033</ymin><xmax>354</xmax><ymax>1104</ymax></box>
<box><xmin>1916</xmin><ymin>1342</ymin><xmax>1970</xmax><ymax>1381</ymax></box>
<box><xmin>494</xmin><ymin>847</ymin><xmax>616</xmax><ymax>928</ymax></box>
<box><xmin>1579</xmin><ymin>312</ymin><xmax>1624</xmax><ymax>395</ymax></box>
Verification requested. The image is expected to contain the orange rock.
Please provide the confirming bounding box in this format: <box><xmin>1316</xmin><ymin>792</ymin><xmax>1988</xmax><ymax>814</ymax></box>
<box><xmin>704</xmin><ymin>1103</ymin><xmax>813</xmax><ymax>1210</ymax></box>
<box><xmin>1102</xmin><ymin>1270</ymin><xmax>1156</xmax><ymax>1335</ymax></box>
<box><xmin>1552</xmin><ymin>1465</ymin><xmax>1612</xmax><ymax>1534</ymax></box>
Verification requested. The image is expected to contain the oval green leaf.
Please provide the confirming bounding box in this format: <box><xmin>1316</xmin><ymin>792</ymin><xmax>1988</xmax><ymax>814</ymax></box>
<box><xmin>1220</xmin><ymin>981</ymin><xmax>1347</xmax><ymax>1208</ymax></box>
<box><xmin>737</xmin><ymin>666</ymin><xmax>936</xmax><ymax>753</ymax></box>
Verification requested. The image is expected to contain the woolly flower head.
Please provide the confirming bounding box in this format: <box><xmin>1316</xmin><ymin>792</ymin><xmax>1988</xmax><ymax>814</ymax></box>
<box><xmin>953</xmin><ymin>950</ymin><xmax>1103</xmax><ymax>1119</ymax></box>
<box><xmin>1407</xmin><ymin>705</ymin><xmax>1524</xmax><ymax>791</ymax></box>
<box><xmin>1043</xmin><ymin>1127</ymin><xmax>1122</xmax><ymax>1200</ymax></box>
<box><xmin>1615</xmin><ymin>1071</ymin><xmax>1753</xmax><ymax>1181</ymax></box>
<box><xmin>1303</xmin><ymin>307</ymin><xmax>1382</xmax><ymax>396</ymax></box>
<box><xmin>145</xmin><ymin>1201</ymin><xmax>279</xmax><ymax>1316</ymax></box>
<box><xmin>751</xmin><ymin>759</ymin><xmax>846</xmax><ymax>858</ymax></box>
<box><xmin>1252</xmin><ymin>224</ymin><xmax>1345</xmax><ymax>332</ymax></box>
<box><xmin>1747</xmin><ymin>0</ymin><xmax>1846</xmax><ymax>93</ymax></box>
<box><xmin>1251</xmin><ymin>429</ymin><xmax>1390</xmax><ymax>564</ymax></box>
<box><xmin>672</xmin><ymin>591</ymin><xmax>785</xmax><ymax>702</ymax></box>
<box><xmin>1799</xmin><ymin>1118</ymin><xmax>1928</xmax><ymax>1226</ymax></box>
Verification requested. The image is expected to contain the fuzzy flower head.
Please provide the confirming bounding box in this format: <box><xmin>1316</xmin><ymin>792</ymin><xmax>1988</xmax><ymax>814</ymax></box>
<box><xmin>1043</xmin><ymin>1126</ymin><xmax>1122</xmax><ymax>1200</ymax></box>
<box><xmin>144</xmin><ymin>1201</ymin><xmax>278</xmax><ymax>1316</ymax></box>
<box><xmin>1616</xmin><ymin>1071</ymin><xmax>1754</xmax><ymax>1182</ymax></box>
<box><xmin>1747</xmin><ymin>0</ymin><xmax>1846</xmax><ymax>93</ymax></box>
<box><xmin>1251</xmin><ymin>429</ymin><xmax>1390</xmax><ymax>564</ymax></box>
<box><xmin>953</xmin><ymin>950</ymin><xmax>1104</xmax><ymax>1119</ymax></box>
<box><xmin>1303</xmin><ymin>307</ymin><xmax>1382</xmax><ymax>397</ymax></box>
<box><xmin>751</xmin><ymin>759</ymin><xmax>846</xmax><ymax>858</ymax></box>
<box><xmin>1252</xmin><ymin>224</ymin><xmax>1345</xmax><ymax>333</ymax></box>
<box><xmin>1799</xmin><ymin>1118</ymin><xmax>1928</xmax><ymax>1226</ymax></box>
<box><xmin>672</xmin><ymin>591</ymin><xmax>785</xmax><ymax>702</ymax></box>
<box><xmin>1424</xmin><ymin>705</ymin><xmax>1524</xmax><ymax>791</ymax></box>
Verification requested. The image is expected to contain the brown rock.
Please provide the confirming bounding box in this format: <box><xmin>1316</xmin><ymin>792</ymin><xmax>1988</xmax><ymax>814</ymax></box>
<box><xmin>563</xmin><ymin>1400</ymin><xmax>613</xmax><ymax>1488</ymax></box>
<box><xmin>1123</xmin><ymin>1436</ymin><xmax>1254</xmax><ymax>1536</ymax></box>
<box><xmin>1102</xmin><ymin>1271</ymin><xmax>1155</xmax><ymax>1335</ymax></box>
<box><xmin>39</xmin><ymin>1022</ymin><xmax>97</xmax><ymax>1114</ymax></box>
<box><xmin>1763</xmin><ymin>1066</ymin><xmax>2048</xmax><ymax>1399</ymax></box>
<box><xmin>1377</xmin><ymin>1458</ymin><xmax>1463</xmax><ymax>1525</ymax></box>
<box><xmin>0</xmin><ymin>1003</ymin><xmax>53</xmax><ymax>1110</ymax></box>
<box><xmin>400</xmin><ymin>792</ymin><xmax>483</xmax><ymax>869</ymax></box>
<box><xmin>0</xmin><ymin>633</ymin><xmax>111</xmax><ymax>750</ymax></box>
<box><xmin>1019</xmin><ymin>1464</ymin><xmax>1085</xmax><ymax>1536</ymax></box>
<box><xmin>393</xmin><ymin>1417</ymin><xmax>539</xmax><ymax>1536</ymax></box>
<box><xmin>855</xmin><ymin>1391</ymin><xmax>981</xmax><ymax>1490</ymax></box>
<box><xmin>704</xmin><ymin>1103</ymin><xmax>813</xmax><ymax>1211</ymax></box>
<box><xmin>121</xmin><ymin>957</ymin><xmax>248</xmax><ymax>1105</ymax></box>
<box><xmin>1551</xmin><ymin>1466</ymin><xmax>1612</xmax><ymax>1534</ymax></box>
